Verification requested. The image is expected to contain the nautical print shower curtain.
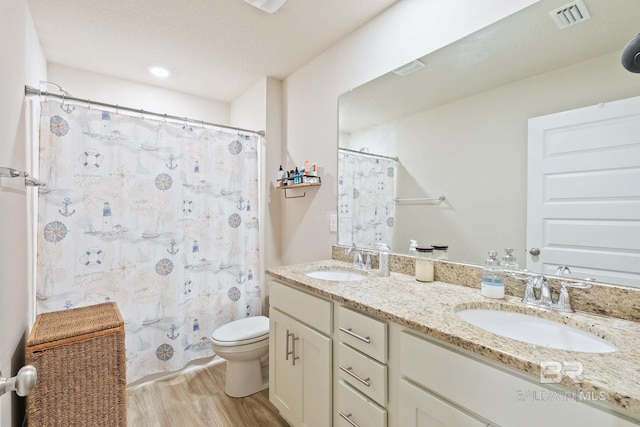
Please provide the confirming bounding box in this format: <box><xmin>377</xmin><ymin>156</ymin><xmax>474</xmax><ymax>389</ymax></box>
<box><xmin>338</xmin><ymin>150</ymin><xmax>396</xmax><ymax>249</ymax></box>
<box><xmin>36</xmin><ymin>100</ymin><xmax>262</xmax><ymax>382</ymax></box>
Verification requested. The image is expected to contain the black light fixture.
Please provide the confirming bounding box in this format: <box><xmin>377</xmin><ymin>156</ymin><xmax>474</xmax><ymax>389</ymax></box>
<box><xmin>621</xmin><ymin>33</ymin><xmax>640</xmax><ymax>73</ymax></box>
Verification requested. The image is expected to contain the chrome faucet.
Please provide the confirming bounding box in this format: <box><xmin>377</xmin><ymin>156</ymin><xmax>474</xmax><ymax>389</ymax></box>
<box><xmin>345</xmin><ymin>243</ymin><xmax>363</xmax><ymax>269</ymax></box>
<box><xmin>345</xmin><ymin>243</ymin><xmax>370</xmax><ymax>271</ymax></box>
<box><xmin>514</xmin><ymin>273</ymin><xmax>591</xmax><ymax>313</ymax></box>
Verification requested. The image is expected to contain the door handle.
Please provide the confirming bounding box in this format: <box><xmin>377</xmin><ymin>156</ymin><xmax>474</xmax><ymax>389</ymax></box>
<box><xmin>529</xmin><ymin>247</ymin><xmax>540</xmax><ymax>256</ymax></box>
<box><xmin>0</xmin><ymin>366</ymin><xmax>37</xmax><ymax>397</ymax></box>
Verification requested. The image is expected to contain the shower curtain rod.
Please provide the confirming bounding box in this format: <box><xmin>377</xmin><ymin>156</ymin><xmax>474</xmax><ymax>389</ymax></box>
<box><xmin>24</xmin><ymin>85</ymin><xmax>265</xmax><ymax>137</ymax></box>
<box><xmin>339</xmin><ymin>147</ymin><xmax>399</xmax><ymax>162</ymax></box>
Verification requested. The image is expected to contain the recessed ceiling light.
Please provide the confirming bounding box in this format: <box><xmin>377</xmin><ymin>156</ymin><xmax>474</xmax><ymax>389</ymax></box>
<box><xmin>149</xmin><ymin>66</ymin><xmax>171</xmax><ymax>78</ymax></box>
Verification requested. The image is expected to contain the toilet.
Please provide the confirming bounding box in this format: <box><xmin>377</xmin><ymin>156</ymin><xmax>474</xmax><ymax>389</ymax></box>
<box><xmin>211</xmin><ymin>316</ymin><xmax>270</xmax><ymax>397</ymax></box>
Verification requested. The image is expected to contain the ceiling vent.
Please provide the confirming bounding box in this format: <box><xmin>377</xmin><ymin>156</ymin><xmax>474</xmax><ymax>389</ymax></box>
<box><xmin>549</xmin><ymin>0</ymin><xmax>591</xmax><ymax>29</ymax></box>
<box><xmin>392</xmin><ymin>60</ymin><xmax>425</xmax><ymax>77</ymax></box>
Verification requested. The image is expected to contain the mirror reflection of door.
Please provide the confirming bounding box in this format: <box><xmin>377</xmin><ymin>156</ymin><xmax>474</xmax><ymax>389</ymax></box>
<box><xmin>527</xmin><ymin>96</ymin><xmax>640</xmax><ymax>286</ymax></box>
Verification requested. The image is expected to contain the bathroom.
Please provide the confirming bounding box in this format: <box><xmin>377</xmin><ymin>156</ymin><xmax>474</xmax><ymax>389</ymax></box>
<box><xmin>2</xmin><ymin>0</ymin><xmax>640</xmax><ymax>425</ymax></box>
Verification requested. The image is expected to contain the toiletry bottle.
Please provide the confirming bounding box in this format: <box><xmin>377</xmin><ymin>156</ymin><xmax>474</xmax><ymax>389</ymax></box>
<box><xmin>409</xmin><ymin>240</ymin><xmax>418</xmax><ymax>255</ymax></box>
<box><xmin>294</xmin><ymin>167</ymin><xmax>300</xmax><ymax>184</ymax></box>
<box><xmin>481</xmin><ymin>251</ymin><xmax>504</xmax><ymax>298</ymax></box>
<box><xmin>415</xmin><ymin>246</ymin><xmax>434</xmax><ymax>282</ymax></box>
<box><xmin>277</xmin><ymin>165</ymin><xmax>285</xmax><ymax>187</ymax></box>
<box><xmin>432</xmin><ymin>244</ymin><xmax>448</xmax><ymax>260</ymax></box>
<box><xmin>377</xmin><ymin>243</ymin><xmax>391</xmax><ymax>277</ymax></box>
<box><xmin>501</xmin><ymin>248</ymin><xmax>519</xmax><ymax>270</ymax></box>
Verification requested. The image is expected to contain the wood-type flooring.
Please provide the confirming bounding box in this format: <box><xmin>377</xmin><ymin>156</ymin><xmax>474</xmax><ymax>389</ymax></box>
<box><xmin>127</xmin><ymin>361</ymin><xmax>289</xmax><ymax>427</ymax></box>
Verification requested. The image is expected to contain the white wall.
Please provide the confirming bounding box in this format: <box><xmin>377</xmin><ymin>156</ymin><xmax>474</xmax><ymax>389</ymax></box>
<box><xmin>346</xmin><ymin>51</ymin><xmax>640</xmax><ymax>265</ymax></box>
<box><xmin>281</xmin><ymin>0</ymin><xmax>538</xmax><ymax>265</ymax></box>
<box><xmin>230</xmin><ymin>77</ymin><xmax>283</xmax><ymax>285</ymax></box>
<box><xmin>47</xmin><ymin>64</ymin><xmax>230</xmax><ymax>124</ymax></box>
<box><xmin>0</xmin><ymin>2</ymin><xmax>46</xmax><ymax>426</ymax></box>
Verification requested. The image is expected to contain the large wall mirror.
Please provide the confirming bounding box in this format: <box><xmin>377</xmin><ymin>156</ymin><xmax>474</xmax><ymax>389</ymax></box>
<box><xmin>338</xmin><ymin>0</ymin><xmax>640</xmax><ymax>287</ymax></box>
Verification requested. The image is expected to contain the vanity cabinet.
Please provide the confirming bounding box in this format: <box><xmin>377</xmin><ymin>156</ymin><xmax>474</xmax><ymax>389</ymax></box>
<box><xmin>269</xmin><ymin>280</ymin><xmax>332</xmax><ymax>427</ymax></box>
<box><xmin>398</xmin><ymin>330</ymin><xmax>639</xmax><ymax>427</ymax></box>
<box><xmin>398</xmin><ymin>379</ymin><xmax>489</xmax><ymax>427</ymax></box>
<box><xmin>335</xmin><ymin>306</ymin><xmax>388</xmax><ymax>426</ymax></box>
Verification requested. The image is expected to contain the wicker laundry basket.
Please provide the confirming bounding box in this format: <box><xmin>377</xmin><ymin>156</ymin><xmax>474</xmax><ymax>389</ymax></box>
<box><xmin>26</xmin><ymin>302</ymin><xmax>126</xmax><ymax>426</ymax></box>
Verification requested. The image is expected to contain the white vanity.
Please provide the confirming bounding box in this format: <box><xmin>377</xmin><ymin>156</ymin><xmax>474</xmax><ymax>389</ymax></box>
<box><xmin>267</xmin><ymin>258</ymin><xmax>640</xmax><ymax>427</ymax></box>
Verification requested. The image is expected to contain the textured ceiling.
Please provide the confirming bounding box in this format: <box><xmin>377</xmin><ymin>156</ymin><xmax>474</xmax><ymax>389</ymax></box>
<box><xmin>27</xmin><ymin>0</ymin><xmax>398</xmax><ymax>102</ymax></box>
<box><xmin>339</xmin><ymin>0</ymin><xmax>640</xmax><ymax>132</ymax></box>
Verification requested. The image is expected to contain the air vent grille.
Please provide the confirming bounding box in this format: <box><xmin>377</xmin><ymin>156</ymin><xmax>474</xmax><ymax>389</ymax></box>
<box><xmin>550</xmin><ymin>0</ymin><xmax>591</xmax><ymax>29</ymax></box>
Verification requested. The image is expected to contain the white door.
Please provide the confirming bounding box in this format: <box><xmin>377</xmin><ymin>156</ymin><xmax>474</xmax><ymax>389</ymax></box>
<box><xmin>527</xmin><ymin>96</ymin><xmax>640</xmax><ymax>286</ymax></box>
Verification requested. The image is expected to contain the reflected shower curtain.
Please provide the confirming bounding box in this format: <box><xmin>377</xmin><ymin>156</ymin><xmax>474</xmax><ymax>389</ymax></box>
<box><xmin>36</xmin><ymin>100</ymin><xmax>262</xmax><ymax>382</ymax></box>
<box><xmin>338</xmin><ymin>150</ymin><xmax>396</xmax><ymax>249</ymax></box>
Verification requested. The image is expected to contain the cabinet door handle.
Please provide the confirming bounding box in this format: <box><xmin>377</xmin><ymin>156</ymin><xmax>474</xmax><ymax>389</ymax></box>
<box><xmin>291</xmin><ymin>335</ymin><xmax>300</xmax><ymax>366</ymax></box>
<box><xmin>285</xmin><ymin>329</ymin><xmax>293</xmax><ymax>361</ymax></box>
<box><xmin>339</xmin><ymin>365</ymin><xmax>370</xmax><ymax>387</ymax></box>
<box><xmin>339</xmin><ymin>327</ymin><xmax>371</xmax><ymax>344</ymax></box>
<box><xmin>338</xmin><ymin>412</ymin><xmax>361</xmax><ymax>427</ymax></box>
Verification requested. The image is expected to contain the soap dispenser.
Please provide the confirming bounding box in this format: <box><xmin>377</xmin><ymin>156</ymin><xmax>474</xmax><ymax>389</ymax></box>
<box><xmin>501</xmin><ymin>248</ymin><xmax>519</xmax><ymax>270</ymax></box>
<box><xmin>481</xmin><ymin>251</ymin><xmax>504</xmax><ymax>299</ymax></box>
<box><xmin>409</xmin><ymin>240</ymin><xmax>418</xmax><ymax>255</ymax></box>
<box><xmin>377</xmin><ymin>243</ymin><xmax>391</xmax><ymax>277</ymax></box>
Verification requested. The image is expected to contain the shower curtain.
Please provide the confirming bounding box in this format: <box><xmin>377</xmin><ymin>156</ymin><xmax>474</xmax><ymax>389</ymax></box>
<box><xmin>36</xmin><ymin>100</ymin><xmax>262</xmax><ymax>382</ymax></box>
<box><xmin>338</xmin><ymin>150</ymin><xmax>396</xmax><ymax>249</ymax></box>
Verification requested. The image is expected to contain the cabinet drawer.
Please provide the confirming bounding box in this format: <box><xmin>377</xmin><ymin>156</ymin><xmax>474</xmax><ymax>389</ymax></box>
<box><xmin>399</xmin><ymin>379</ymin><xmax>489</xmax><ymax>427</ymax></box>
<box><xmin>338</xmin><ymin>306</ymin><xmax>387</xmax><ymax>363</ymax></box>
<box><xmin>270</xmin><ymin>280</ymin><xmax>332</xmax><ymax>335</ymax></box>
<box><xmin>338</xmin><ymin>381</ymin><xmax>386</xmax><ymax>427</ymax></box>
<box><xmin>338</xmin><ymin>343</ymin><xmax>387</xmax><ymax>406</ymax></box>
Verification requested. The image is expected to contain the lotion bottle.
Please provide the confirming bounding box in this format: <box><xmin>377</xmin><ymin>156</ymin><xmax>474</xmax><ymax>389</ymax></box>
<box><xmin>481</xmin><ymin>251</ymin><xmax>504</xmax><ymax>298</ymax></box>
<box><xmin>377</xmin><ymin>243</ymin><xmax>390</xmax><ymax>277</ymax></box>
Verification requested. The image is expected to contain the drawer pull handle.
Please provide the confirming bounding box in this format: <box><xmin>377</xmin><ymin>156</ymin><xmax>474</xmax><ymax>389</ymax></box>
<box><xmin>339</xmin><ymin>327</ymin><xmax>371</xmax><ymax>344</ymax></box>
<box><xmin>339</xmin><ymin>412</ymin><xmax>361</xmax><ymax>427</ymax></box>
<box><xmin>339</xmin><ymin>365</ymin><xmax>370</xmax><ymax>387</ymax></box>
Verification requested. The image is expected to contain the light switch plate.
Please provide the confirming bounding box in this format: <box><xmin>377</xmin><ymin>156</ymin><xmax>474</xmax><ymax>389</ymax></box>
<box><xmin>329</xmin><ymin>214</ymin><xmax>337</xmax><ymax>232</ymax></box>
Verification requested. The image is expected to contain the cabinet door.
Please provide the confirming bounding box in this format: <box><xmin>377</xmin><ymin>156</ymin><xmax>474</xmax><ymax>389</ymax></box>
<box><xmin>270</xmin><ymin>308</ymin><xmax>332</xmax><ymax>427</ymax></box>
<box><xmin>399</xmin><ymin>380</ymin><xmax>488</xmax><ymax>427</ymax></box>
<box><xmin>270</xmin><ymin>308</ymin><xmax>303</xmax><ymax>425</ymax></box>
<box><xmin>299</xmin><ymin>318</ymin><xmax>332</xmax><ymax>427</ymax></box>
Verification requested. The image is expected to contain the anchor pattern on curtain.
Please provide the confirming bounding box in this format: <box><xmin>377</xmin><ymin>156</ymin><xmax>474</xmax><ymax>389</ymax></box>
<box><xmin>36</xmin><ymin>100</ymin><xmax>262</xmax><ymax>382</ymax></box>
<box><xmin>338</xmin><ymin>150</ymin><xmax>396</xmax><ymax>249</ymax></box>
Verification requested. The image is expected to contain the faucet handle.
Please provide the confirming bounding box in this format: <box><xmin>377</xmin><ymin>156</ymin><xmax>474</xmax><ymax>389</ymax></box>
<box><xmin>561</xmin><ymin>281</ymin><xmax>591</xmax><ymax>290</ymax></box>
<box><xmin>555</xmin><ymin>281</ymin><xmax>590</xmax><ymax>313</ymax></box>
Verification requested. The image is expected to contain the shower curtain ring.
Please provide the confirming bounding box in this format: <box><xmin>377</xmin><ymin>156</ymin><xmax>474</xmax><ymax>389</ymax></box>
<box><xmin>88</xmin><ymin>99</ymin><xmax>91</xmax><ymax>110</ymax></box>
<box><xmin>116</xmin><ymin>104</ymin><xmax>119</xmax><ymax>115</ymax></box>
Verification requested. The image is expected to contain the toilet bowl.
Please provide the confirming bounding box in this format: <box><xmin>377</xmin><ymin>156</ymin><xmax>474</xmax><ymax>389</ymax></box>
<box><xmin>211</xmin><ymin>316</ymin><xmax>269</xmax><ymax>397</ymax></box>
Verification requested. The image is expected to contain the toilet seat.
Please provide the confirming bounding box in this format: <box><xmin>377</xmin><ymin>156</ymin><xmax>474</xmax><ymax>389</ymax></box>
<box><xmin>211</xmin><ymin>316</ymin><xmax>269</xmax><ymax>347</ymax></box>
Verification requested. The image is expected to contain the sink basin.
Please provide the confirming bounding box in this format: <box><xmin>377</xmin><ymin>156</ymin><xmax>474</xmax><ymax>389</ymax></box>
<box><xmin>456</xmin><ymin>309</ymin><xmax>617</xmax><ymax>353</ymax></box>
<box><xmin>305</xmin><ymin>269</ymin><xmax>366</xmax><ymax>282</ymax></box>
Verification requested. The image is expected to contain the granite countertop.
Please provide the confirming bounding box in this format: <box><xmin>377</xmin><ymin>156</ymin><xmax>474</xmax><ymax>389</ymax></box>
<box><xmin>266</xmin><ymin>259</ymin><xmax>640</xmax><ymax>416</ymax></box>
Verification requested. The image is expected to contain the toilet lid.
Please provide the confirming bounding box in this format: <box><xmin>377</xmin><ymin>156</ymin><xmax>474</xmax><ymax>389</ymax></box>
<box><xmin>211</xmin><ymin>316</ymin><xmax>269</xmax><ymax>346</ymax></box>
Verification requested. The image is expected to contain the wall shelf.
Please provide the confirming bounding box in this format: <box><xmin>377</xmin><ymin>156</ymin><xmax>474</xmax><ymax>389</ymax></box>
<box><xmin>278</xmin><ymin>179</ymin><xmax>321</xmax><ymax>199</ymax></box>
